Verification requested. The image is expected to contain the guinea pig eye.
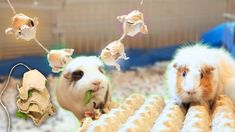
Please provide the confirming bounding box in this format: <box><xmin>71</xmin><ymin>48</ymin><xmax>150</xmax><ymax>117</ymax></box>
<box><xmin>71</xmin><ymin>70</ymin><xmax>84</xmax><ymax>81</ymax></box>
<box><xmin>98</xmin><ymin>66</ymin><xmax>105</xmax><ymax>74</ymax></box>
<box><xmin>200</xmin><ymin>72</ymin><xmax>204</xmax><ymax>79</ymax></box>
<box><xmin>182</xmin><ymin>71</ymin><xmax>187</xmax><ymax>77</ymax></box>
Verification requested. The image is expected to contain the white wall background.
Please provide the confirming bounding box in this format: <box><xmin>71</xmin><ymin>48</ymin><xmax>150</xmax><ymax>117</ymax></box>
<box><xmin>0</xmin><ymin>0</ymin><xmax>233</xmax><ymax>59</ymax></box>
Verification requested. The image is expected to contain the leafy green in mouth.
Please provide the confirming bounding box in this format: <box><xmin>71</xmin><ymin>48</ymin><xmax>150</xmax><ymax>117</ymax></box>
<box><xmin>84</xmin><ymin>90</ymin><xmax>94</xmax><ymax>105</ymax></box>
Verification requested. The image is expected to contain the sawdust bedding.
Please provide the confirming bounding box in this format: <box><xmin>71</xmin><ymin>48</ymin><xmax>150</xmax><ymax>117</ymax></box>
<box><xmin>0</xmin><ymin>61</ymin><xmax>169</xmax><ymax>132</ymax></box>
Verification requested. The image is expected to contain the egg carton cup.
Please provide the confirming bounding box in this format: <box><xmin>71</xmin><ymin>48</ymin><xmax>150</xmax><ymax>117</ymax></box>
<box><xmin>182</xmin><ymin>103</ymin><xmax>211</xmax><ymax>132</ymax></box>
<box><xmin>212</xmin><ymin>95</ymin><xmax>235</xmax><ymax>131</ymax></box>
<box><xmin>118</xmin><ymin>95</ymin><xmax>165</xmax><ymax>132</ymax></box>
<box><xmin>151</xmin><ymin>103</ymin><xmax>186</xmax><ymax>132</ymax></box>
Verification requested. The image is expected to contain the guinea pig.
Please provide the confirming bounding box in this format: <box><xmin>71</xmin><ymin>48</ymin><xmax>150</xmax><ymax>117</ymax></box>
<box><xmin>56</xmin><ymin>56</ymin><xmax>111</xmax><ymax>120</ymax></box>
<box><xmin>166</xmin><ymin>44</ymin><xmax>235</xmax><ymax>106</ymax></box>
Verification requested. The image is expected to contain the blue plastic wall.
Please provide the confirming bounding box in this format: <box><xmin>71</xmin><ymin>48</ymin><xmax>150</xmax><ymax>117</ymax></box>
<box><xmin>0</xmin><ymin>45</ymin><xmax>179</xmax><ymax>78</ymax></box>
<box><xmin>201</xmin><ymin>22</ymin><xmax>235</xmax><ymax>57</ymax></box>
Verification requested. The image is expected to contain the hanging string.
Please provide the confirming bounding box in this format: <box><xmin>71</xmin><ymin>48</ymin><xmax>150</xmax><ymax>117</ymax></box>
<box><xmin>34</xmin><ymin>37</ymin><xmax>50</xmax><ymax>53</ymax></box>
<box><xmin>140</xmin><ymin>0</ymin><xmax>144</xmax><ymax>6</ymax></box>
<box><xmin>6</xmin><ymin>0</ymin><xmax>50</xmax><ymax>54</ymax></box>
<box><xmin>116</xmin><ymin>0</ymin><xmax>145</xmax><ymax>44</ymax></box>
<box><xmin>0</xmin><ymin>63</ymin><xmax>31</xmax><ymax>132</ymax></box>
<box><xmin>117</xmin><ymin>33</ymin><xmax>126</xmax><ymax>42</ymax></box>
<box><xmin>137</xmin><ymin>0</ymin><xmax>144</xmax><ymax>10</ymax></box>
<box><xmin>6</xmin><ymin>0</ymin><xmax>17</xmax><ymax>15</ymax></box>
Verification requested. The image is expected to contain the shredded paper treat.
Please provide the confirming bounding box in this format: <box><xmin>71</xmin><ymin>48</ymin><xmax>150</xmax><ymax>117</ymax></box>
<box><xmin>5</xmin><ymin>13</ymin><xmax>38</xmax><ymax>41</ymax></box>
<box><xmin>117</xmin><ymin>10</ymin><xmax>148</xmax><ymax>37</ymax></box>
<box><xmin>100</xmin><ymin>1</ymin><xmax>148</xmax><ymax>71</ymax></box>
<box><xmin>100</xmin><ymin>41</ymin><xmax>129</xmax><ymax>71</ymax></box>
<box><xmin>16</xmin><ymin>70</ymin><xmax>55</xmax><ymax>126</ymax></box>
<box><xmin>47</xmin><ymin>49</ymin><xmax>74</xmax><ymax>73</ymax></box>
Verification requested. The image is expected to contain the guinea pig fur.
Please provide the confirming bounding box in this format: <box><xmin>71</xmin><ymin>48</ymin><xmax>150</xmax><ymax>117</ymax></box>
<box><xmin>56</xmin><ymin>56</ymin><xmax>111</xmax><ymax>120</ymax></box>
<box><xmin>167</xmin><ymin>44</ymin><xmax>235</xmax><ymax>105</ymax></box>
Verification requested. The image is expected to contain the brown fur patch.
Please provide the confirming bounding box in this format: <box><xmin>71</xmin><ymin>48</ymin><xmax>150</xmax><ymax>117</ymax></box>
<box><xmin>200</xmin><ymin>65</ymin><xmax>214</xmax><ymax>100</ymax></box>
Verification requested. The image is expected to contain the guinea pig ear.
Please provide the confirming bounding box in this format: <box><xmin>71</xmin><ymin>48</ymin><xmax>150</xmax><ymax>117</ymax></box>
<box><xmin>173</xmin><ymin>63</ymin><xmax>178</xmax><ymax>69</ymax></box>
<box><xmin>203</xmin><ymin>65</ymin><xmax>215</xmax><ymax>74</ymax></box>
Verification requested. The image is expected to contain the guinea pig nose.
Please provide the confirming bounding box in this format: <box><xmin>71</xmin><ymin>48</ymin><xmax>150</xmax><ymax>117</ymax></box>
<box><xmin>92</xmin><ymin>81</ymin><xmax>101</xmax><ymax>86</ymax></box>
<box><xmin>186</xmin><ymin>91</ymin><xmax>196</xmax><ymax>95</ymax></box>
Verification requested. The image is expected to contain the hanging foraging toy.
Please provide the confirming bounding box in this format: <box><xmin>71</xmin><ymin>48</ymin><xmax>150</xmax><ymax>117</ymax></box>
<box><xmin>0</xmin><ymin>63</ymin><xmax>55</xmax><ymax>132</ymax></box>
<box><xmin>4</xmin><ymin>0</ymin><xmax>49</xmax><ymax>53</ymax></box>
<box><xmin>100</xmin><ymin>0</ymin><xmax>147</xmax><ymax>70</ymax></box>
<box><xmin>16</xmin><ymin>69</ymin><xmax>55</xmax><ymax>126</ymax></box>
<box><xmin>5</xmin><ymin>0</ymin><xmax>74</xmax><ymax>73</ymax></box>
<box><xmin>117</xmin><ymin>10</ymin><xmax>148</xmax><ymax>37</ymax></box>
<box><xmin>5</xmin><ymin>13</ymin><xmax>39</xmax><ymax>41</ymax></box>
<box><xmin>47</xmin><ymin>49</ymin><xmax>74</xmax><ymax>73</ymax></box>
<box><xmin>100</xmin><ymin>41</ymin><xmax>129</xmax><ymax>71</ymax></box>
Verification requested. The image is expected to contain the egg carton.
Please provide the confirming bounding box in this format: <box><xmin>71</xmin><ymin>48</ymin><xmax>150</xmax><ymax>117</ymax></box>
<box><xmin>181</xmin><ymin>103</ymin><xmax>211</xmax><ymax>132</ymax></box>
<box><xmin>151</xmin><ymin>102</ymin><xmax>186</xmax><ymax>132</ymax></box>
<box><xmin>119</xmin><ymin>95</ymin><xmax>165</xmax><ymax>132</ymax></box>
<box><xmin>78</xmin><ymin>94</ymin><xmax>145</xmax><ymax>132</ymax></box>
<box><xmin>212</xmin><ymin>95</ymin><xmax>235</xmax><ymax>131</ymax></box>
<box><xmin>77</xmin><ymin>94</ymin><xmax>235</xmax><ymax>132</ymax></box>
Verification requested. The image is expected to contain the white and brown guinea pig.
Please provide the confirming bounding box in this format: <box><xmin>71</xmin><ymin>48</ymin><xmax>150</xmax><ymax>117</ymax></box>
<box><xmin>56</xmin><ymin>56</ymin><xmax>111</xmax><ymax>120</ymax></box>
<box><xmin>167</xmin><ymin>44</ymin><xmax>235</xmax><ymax>105</ymax></box>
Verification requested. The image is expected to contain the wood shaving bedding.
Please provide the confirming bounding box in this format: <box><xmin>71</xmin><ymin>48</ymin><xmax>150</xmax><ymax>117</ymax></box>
<box><xmin>110</xmin><ymin>62</ymin><xmax>170</xmax><ymax>101</ymax></box>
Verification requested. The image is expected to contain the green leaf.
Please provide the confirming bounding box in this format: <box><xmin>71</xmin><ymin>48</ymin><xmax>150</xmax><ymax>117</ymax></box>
<box><xmin>15</xmin><ymin>111</ymin><xmax>28</xmax><ymax>120</ymax></box>
<box><xmin>45</xmin><ymin>80</ymin><xmax>48</xmax><ymax>86</ymax></box>
<box><xmin>84</xmin><ymin>90</ymin><xmax>93</xmax><ymax>105</ymax></box>
<box><xmin>28</xmin><ymin>90</ymin><xmax>33</xmax><ymax>97</ymax></box>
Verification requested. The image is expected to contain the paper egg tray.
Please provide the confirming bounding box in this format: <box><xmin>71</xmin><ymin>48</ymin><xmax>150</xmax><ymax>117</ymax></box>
<box><xmin>78</xmin><ymin>94</ymin><xmax>235</xmax><ymax>132</ymax></box>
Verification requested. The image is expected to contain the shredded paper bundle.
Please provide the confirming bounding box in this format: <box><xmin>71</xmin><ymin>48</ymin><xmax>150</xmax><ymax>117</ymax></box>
<box><xmin>16</xmin><ymin>70</ymin><xmax>55</xmax><ymax>126</ymax></box>
<box><xmin>5</xmin><ymin>13</ymin><xmax>38</xmax><ymax>41</ymax></box>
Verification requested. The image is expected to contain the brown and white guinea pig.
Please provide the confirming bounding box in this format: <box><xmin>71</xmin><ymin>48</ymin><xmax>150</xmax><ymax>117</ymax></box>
<box><xmin>56</xmin><ymin>56</ymin><xmax>111</xmax><ymax>120</ymax></box>
<box><xmin>166</xmin><ymin>44</ymin><xmax>235</xmax><ymax>105</ymax></box>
